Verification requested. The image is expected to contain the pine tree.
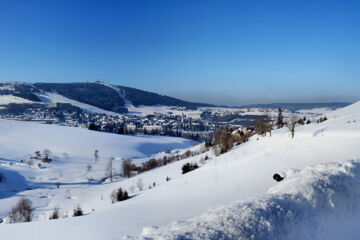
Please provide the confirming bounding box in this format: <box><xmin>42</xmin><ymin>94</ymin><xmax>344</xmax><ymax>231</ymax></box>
<box><xmin>276</xmin><ymin>108</ymin><xmax>284</xmax><ymax>129</ymax></box>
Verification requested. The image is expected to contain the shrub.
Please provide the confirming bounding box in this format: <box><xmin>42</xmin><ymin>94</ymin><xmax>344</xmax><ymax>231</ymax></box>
<box><xmin>42</xmin><ymin>149</ymin><xmax>52</xmax><ymax>163</ymax></box>
<box><xmin>49</xmin><ymin>207</ymin><xmax>59</xmax><ymax>220</ymax></box>
<box><xmin>73</xmin><ymin>206</ymin><xmax>83</xmax><ymax>217</ymax></box>
<box><xmin>0</xmin><ymin>172</ymin><xmax>3</xmax><ymax>182</ymax></box>
<box><xmin>184</xmin><ymin>150</ymin><xmax>191</xmax><ymax>158</ymax></box>
<box><xmin>9</xmin><ymin>198</ymin><xmax>33</xmax><ymax>223</ymax></box>
<box><xmin>111</xmin><ymin>187</ymin><xmax>129</xmax><ymax>203</ymax></box>
<box><xmin>34</xmin><ymin>151</ymin><xmax>41</xmax><ymax>158</ymax></box>
<box><xmin>182</xmin><ymin>162</ymin><xmax>199</xmax><ymax>174</ymax></box>
<box><xmin>142</xmin><ymin>158</ymin><xmax>159</xmax><ymax>171</ymax></box>
<box><xmin>42</xmin><ymin>156</ymin><xmax>52</xmax><ymax>163</ymax></box>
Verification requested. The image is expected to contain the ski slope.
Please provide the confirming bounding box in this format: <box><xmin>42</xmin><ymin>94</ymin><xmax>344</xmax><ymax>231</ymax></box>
<box><xmin>0</xmin><ymin>95</ymin><xmax>34</xmax><ymax>105</ymax></box>
<box><xmin>0</xmin><ymin>101</ymin><xmax>359</xmax><ymax>239</ymax></box>
<box><xmin>37</xmin><ymin>92</ymin><xmax>120</xmax><ymax>115</ymax></box>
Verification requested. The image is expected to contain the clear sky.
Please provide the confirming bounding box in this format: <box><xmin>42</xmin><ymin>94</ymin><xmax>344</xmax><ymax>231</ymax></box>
<box><xmin>0</xmin><ymin>0</ymin><xmax>359</xmax><ymax>105</ymax></box>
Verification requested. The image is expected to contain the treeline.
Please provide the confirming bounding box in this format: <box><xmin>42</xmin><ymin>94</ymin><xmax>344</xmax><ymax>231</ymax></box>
<box><xmin>88</xmin><ymin>123</ymin><xmax>208</xmax><ymax>142</ymax></box>
<box><xmin>205</xmin><ymin>127</ymin><xmax>251</xmax><ymax>155</ymax></box>
<box><xmin>120</xmin><ymin>148</ymin><xmax>208</xmax><ymax>178</ymax></box>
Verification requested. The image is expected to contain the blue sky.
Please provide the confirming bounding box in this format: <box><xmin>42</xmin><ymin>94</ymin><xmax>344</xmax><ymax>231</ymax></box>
<box><xmin>0</xmin><ymin>0</ymin><xmax>359</xmax><ymax>105</ymax></box>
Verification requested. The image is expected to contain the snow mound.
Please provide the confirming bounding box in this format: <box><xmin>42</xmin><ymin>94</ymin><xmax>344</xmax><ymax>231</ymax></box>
<box><xmin>140</xmin><ymin>160</ymin><xmax>360</xmax><ymax>240</ymax></box>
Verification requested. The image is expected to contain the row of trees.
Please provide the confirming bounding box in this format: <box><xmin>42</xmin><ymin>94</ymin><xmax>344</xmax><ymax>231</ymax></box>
<box><xmin>206</xmin><ymin>127</ymin><xmax>249</xmax><ymax>156</ymax></box>
<box><xmin>255</xmin><ymin>109</ymin><xmax>297</xmax><ymax>138</ymax></box>
<box><xmin>105</xmin><ymin>148</ymin><xmax>208</xmax><ymax>181</ymax></box>
<box><xmin>255</xmin><ymin>108</ymin><xmax>328</xmax><ymax>139</ymax></box>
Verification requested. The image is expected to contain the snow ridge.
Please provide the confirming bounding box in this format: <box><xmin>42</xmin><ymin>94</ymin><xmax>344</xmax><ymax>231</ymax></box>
<box><xmin>140</xmin><ymin>160</ymin><xmax>360</xmax><ymax>240</ymax></box>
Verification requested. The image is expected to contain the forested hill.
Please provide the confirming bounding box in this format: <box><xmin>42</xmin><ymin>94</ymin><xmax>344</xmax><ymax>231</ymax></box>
<box><xmin>0</xmin><ymin>81</ymin><xmax>213</xmax><ymax>114</ymax></box>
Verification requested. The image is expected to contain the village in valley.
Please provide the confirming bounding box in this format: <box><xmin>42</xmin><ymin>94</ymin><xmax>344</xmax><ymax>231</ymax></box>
<box><xmin>0</xmin><ymin>101</ymin><xmax>282</xmax><ymax>141</ymax></box>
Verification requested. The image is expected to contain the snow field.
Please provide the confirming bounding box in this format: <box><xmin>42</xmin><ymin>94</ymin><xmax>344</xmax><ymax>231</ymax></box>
<box><xmin>0</xmin><ymin>101</ymin><xmax>359</xmax><ymax>239</ymax></box>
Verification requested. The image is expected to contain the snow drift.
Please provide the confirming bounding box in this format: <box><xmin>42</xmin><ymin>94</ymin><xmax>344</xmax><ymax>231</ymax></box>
<box><xmin>140</xmin><ymin>159</ymin><xmax>360</xmax><ymax>240</ymax></box>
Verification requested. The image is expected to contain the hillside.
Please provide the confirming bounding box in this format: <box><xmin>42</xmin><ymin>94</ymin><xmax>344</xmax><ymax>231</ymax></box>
<box><xmin>0</xmin><ymin>101</ymin><xmax>359</xmax><ymax>239</ymax></box>
<box><xmin>34</xmin><ymin>82</ymin><xmax>213</xmax><ymax>112</ymax></box>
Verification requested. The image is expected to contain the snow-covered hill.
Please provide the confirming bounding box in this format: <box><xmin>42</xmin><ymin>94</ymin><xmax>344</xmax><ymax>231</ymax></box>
<box><xmin>0</xmin><ymin>101</ymin><xmax>359</xmax><ymax>239</ymax></box>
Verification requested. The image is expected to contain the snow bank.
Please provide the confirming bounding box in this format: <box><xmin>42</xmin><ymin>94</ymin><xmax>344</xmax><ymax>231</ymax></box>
<box><xmin>140</xmin><ymin>160</ymin><xmax>360</xmax><ymax>240</ymax></box>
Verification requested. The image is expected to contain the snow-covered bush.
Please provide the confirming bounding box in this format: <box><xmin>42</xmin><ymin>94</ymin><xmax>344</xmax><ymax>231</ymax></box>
<box><xmin>9</xmin><ymin>198</ymin><xmax>33</xmax><ymax>223</ymax></box>
<box><xmin>137</xmin><ymin>178</ymin><xmax>144</xmax><ymax>191</ymax></box>
<box><xmin>111</xmin><ymin>187</ymin><xmax>129</xmax><ymax>203</ymax></box>
<box><xmin>27</xmin><ymin>158</ymin><xmax>34</xmax><ymax>167</ymax></box>
<box><xmin>182</xmin><ymin>162</ymin><xmax>199</xmax><ymax>174</ymax></box>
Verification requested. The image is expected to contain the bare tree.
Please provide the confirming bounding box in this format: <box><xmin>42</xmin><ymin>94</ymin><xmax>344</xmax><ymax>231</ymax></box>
<box><xmin>49</xmin><ymin>207</ymin><xmax>60</xmax><ymax>220</ymax></box>
<box><xmin>122</xmin><ymin>159</ymin><xmax>133</xmax><ymax>178</ymax></box>
<box><xmin>105</xmin><ymin>158</ymin><xmax>114</xmax><ymax>181</ymax></box>
<box><xmin>264</xmin><ymin>112</ymin><xmax>275</xmax><ymax>137</ymax></box>
<box><xmin>254</xmin><ymin>118</ymin><xmax>267</xmax><ymax>136</ymax></box>
<box><xmin>287</xmin><ymin>114</ymin><xmax>298</xmax><ymax>138</ymax></box>
<box><xmin>9</xmin><ymin>198</ymin><xmax>33</xmax><ymax>223</ymax></box>
<box><xmin>137</xmin><ymin>178</ymin><xmax>144</xmax><ymax>191</ymax></box>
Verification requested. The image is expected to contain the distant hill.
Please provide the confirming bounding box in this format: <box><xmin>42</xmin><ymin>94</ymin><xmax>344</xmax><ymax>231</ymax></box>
<box><xmin>234</xmin><ymin>102</ymin><xmax>352</xmax><ymax>111</ymax></box>
<box><xmin>0</xmin><ymin>82</ymin><xmax>351</xmax><ymax>115</ymax></box>
<box><xmin>115</xmin><ymin>85</ymin><xmax>212</xmax><ymax>108</ymax></box>
<box><xmin>0</xmin><ymin>82</ymin><xmax>214</xmax><ymax>114</ymax></box>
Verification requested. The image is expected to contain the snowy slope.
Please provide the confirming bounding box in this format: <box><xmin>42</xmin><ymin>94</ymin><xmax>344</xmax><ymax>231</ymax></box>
<box><xmin>141</xmin><ymin>160</ymin><xmax>360</xmax><ymax>240</ymax></box>
<box><xmin>0</xmin><ymin>119</ymin><xmax>191</xmax><ymax>160</ymax></box>
<box><xmin>0</xmin><ymin>119</ymin><xmax>192</xmax><ymax>224</ymax></box>
<box><xmin>0</xmin><ymin>95</ymin><xmax>34</xmax><ymax>105</ymax></box>
<box><xmin>0</xmin><ymin>101</ymin><xmax>359</xmax><ymax>239</ymax></box>
<box><xmin>37</xmin><ymin>92</ymin><xmax>120</xmax><ymax>115</ymax></box>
